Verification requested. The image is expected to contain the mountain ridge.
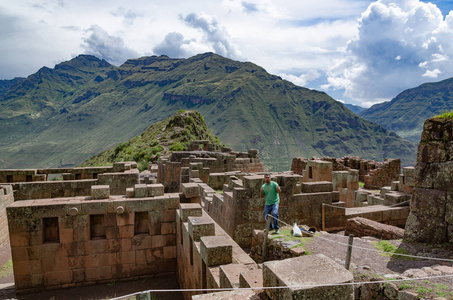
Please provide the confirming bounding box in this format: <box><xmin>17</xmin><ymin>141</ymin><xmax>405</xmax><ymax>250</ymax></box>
<box><xmin>0</xmin><ymin>53</ymin><xmax>417</xmax><ymax>170</ymax></box>
<box><xmin>359</xmin><ymin>77</ymin><xmax>453</xmax><ymax>144</ymax></box>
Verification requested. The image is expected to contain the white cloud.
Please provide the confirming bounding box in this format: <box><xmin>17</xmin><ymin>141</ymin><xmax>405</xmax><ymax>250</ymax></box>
<box><xmin>181</xmin><ymin>12</ymin><xmax>243</xmax><ymax>60</ymax></box>
<box><xmin>2</xmin><ymin>0</ymin><xmax>453</xmax><ymax>108</ymax></box>
<box><xmin>324</xmin><ymin>0</ymin><xmax>453</xmax><ymax>105</ymax></box>
<box><xmin>153</xmin><ymin>32</ymin><xmax>191</xmax><ymax>58</ymax></box>
<box><xmin>422</xmin><ymin>68</ymin><xmax>441</xmax><ymax>77</ymax></box>
<box><xmin>280</xmin><ymin>69</ymin><xmax>321</xmax><ymax>86</ymax></box>
<box><xmin>82</xmin><ymin>25</ymin><xmax>139</xmax><ymax>66</ymax></box>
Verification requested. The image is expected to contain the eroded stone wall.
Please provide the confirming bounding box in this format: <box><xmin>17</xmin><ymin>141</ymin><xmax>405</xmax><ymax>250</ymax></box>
<box><xmin>158</xmin><ymin>149</ymin><xmax>266</xmax><ymax>193</ymax></box>
<box><xmin>291</xmin><ymin>156</ymin><xmax>401</xmax><ymax>189</ymax></box>
<box><xmin>404</xmin><ymin>117</ymin><xmax>453</xmax><ymax>244</ymax></box>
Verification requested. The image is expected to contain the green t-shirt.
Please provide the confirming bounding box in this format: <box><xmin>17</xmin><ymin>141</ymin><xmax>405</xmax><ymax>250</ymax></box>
<box><xmin>261</xmin><ymin>181</ymin><xmax>280</xmax><ymax>205</ymax></box>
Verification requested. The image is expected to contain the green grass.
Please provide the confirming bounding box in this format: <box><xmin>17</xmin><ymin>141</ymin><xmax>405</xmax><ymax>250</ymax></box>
<box><xmin>435</xmin><ymin>110</ymin><xmax>453</xmax><ymax>120</ymax></box>
<box><xmin>268</xmin><ymin>226</ymin><xmax>316</xmax><ymax>254</ymax></box>
<box><xmin>358</xmin><ymin>181</ymin><xmax>364</xmax><ymax>187</ymax></box>
<box><xmin>372</xmin><ymin>240</ymin><xmax>415</xmax><ymax>260</ymax></box>
<box><xmin>0</xmin><ymin>259</ymin><xmax>13</xmax><ymax>278</ymax></box>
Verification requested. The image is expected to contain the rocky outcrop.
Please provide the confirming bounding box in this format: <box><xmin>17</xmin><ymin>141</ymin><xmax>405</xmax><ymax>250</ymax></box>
<box><xmin>404</xmin><ymin>117</ymin><xmax>453</xmax><ymax>244</ymax></box>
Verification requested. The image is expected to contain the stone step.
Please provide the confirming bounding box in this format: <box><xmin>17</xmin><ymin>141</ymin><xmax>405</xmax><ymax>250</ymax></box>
<box><xmin>383</xmin><ymin>191</ymin><xmax>411</xmax><ymax>205</ymax></box>
<box><xmin>301</xmin><ymin>181</ymin><xmax>333</xmax><ymax>193</ymax></box>
<box><xmin>220</xmin><ymin>264</ymin><xmax>253</xmax><ymax>288</ymax></box>
<box><xmin>239</xmin><ymin>268</ymin><xmax>263</xmax><ymax>289</ymax></box>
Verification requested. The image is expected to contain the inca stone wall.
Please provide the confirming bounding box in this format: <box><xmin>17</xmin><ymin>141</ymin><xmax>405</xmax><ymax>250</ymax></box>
<box><xmin>364</xmin><ymin>159</ymin><xmax>401</xmax><ymax>190</ymax></box>
<box><xmin>176</xmin><ymin>203</ymin><xmax>258</xmax><ymax>299</ymax></box>
<box><xmin>8</xmin><ymin>164</ymin><xmax>139</xmax><ymax>201</ymax></box>
<box><xmin>158</xmin><ymin>148</ymin><xmax>266</xmax><ymax>193</ymax></box>
<box><xmin>7</xmin><ymin>190</ymin><xmax>179</xmax><ymax>292</ymax></box>
<box><xmin>291</xmin><ymin>156</ymin><xmax>400</xmax><ymax>189</ymax></box>
<box><xmin>404</xmin><ymin>117</ymin><xmax>453</xmax><ymax>244</ymax></box>
<box><xmin>0</xmin><ymin>185</ymin><xmax>14</xmax><ymax>247</ymax></box>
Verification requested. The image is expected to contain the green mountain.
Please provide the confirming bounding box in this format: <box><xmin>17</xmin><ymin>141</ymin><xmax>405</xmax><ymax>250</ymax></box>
<box><xmin>80</xmin><ymin>110</ymin><xmax>222</xmax><ymax>170</ymax></box>
<box><xmin>359</xmin><ymin>77</ymin><xmax>453</xmax><ymax>144</ymax></box>
<box><xmin>0</xmin><ymin>77</ymin><xmax>25</xmax><ymax>96</ymax></box>
<box><xmin>0</xmin><ymin>53</ymin><xmax>417</xmax><ymax>171</ymax></box>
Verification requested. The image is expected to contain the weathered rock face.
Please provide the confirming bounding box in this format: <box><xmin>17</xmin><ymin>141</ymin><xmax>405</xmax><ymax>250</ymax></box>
<box><xmin>404</xmin><ymin>117</ymin><xmax>453</xmax><ymax>245</ymax></box>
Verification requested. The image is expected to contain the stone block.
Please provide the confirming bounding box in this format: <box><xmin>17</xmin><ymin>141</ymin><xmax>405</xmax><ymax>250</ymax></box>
<box><xmin>134</xmin><ymin>184</ymin><xmax>147</xmax><ymax>198</ymax></box>
<box><xmin>126</xmin><ymin>188</ymin><xmax>134</xmax><ymax>198</ymax></box>
<box><xmin>404</xmin><ymin>212</ymin><xmax>448</xmax><ymax>244</ymax></box>
<box><xmin>447</xmin><ymin>192</ymin><xmax>453</xmax><ymax>224</ymax></box>
<box><xmin>182</xmin><ymin>182</ymin><xmax>200</xmax><ymax>198</ymax></box>
<box><xmin>91</xmin><ymin>185</ymin><xmax>110</xmax><ymax>200</ymax></box>
<box><xmin>200</xmin><ymin>236</ymin><xmax>233</xmax><ymax>267</ymax></box>
<box><xmin>263</xmin><ymin>254</ymin><xmax>353</xmax><ymax>300</ymax></box>
<box><xmin>179</xmin><ymin>203</ymin><xmax>202</xmax><ymax>222</ymax></box>
<box><xmin>417</xmin><ymin>141</ymin><xmax>447</xmax><ymax>163</ymax></box>
<box><xmin>391</xmin><ymin>181</ymin><xmax>399</xmax><ymax>191</ymax></box>
<box><xmin>188</xmin><ymin>216</ymin><xmax>215</xmax><ymax>242</ymax></box>
<box><xmin>301</xmin><ymin>181</ymin><xmax>333</xmax><ymax>193</ymax></box>
<box><xmin>239</xmin><ymin>268</ymin><xmax>263</xmax><ymax>289</ymax></box>
<box><xmin>146</xmin><ymin>184</ymin><xmax>164</xmax><ymax>197</ymax></box>
<box><xmin>412</xmin><ymin>188</ymin><xmax>446</xmax><ymax>218</ymax></box>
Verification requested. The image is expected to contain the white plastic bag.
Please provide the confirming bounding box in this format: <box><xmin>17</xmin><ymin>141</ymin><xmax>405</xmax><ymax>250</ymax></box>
<box><xmin>293</xmin><ymin>223</ymin><xmax>302</xmax><ymax>237</ymax></box>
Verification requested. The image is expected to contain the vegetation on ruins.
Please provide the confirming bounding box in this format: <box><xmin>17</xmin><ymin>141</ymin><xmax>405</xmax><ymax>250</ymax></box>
<box><xmin>434</xmin><ymin>110</ymin><xmax>453</xmax><ymax>120</ymax></box>
<box><xmin>79</xmin><ymin>110</ymin><xmax>222</xmax><ymax>171</ymax></box>
<box><xmin>0</xmin><ymin>259</ymin><xmax>12</xmax><ymax>278</ymax></box>
<box><xmin>359</xmin><ymin>77</ymin><xmax>453</xmax><ymax>144</ymax></box>
<box><xmin>0</xmin><ymin>53</ymin><xmax>416</xmax><ymax>170</ymax></box>
<box><xmin>371</xmin><ymin>240</ymin><xmax>413</xmax><ymax>260</ymax></box>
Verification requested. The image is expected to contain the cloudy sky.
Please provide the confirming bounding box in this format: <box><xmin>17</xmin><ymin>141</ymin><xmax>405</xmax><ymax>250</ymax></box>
<box><xmin>1</xmin><ymin>0</ymin><xmax>453</xmax><ymax>107</ymax></box>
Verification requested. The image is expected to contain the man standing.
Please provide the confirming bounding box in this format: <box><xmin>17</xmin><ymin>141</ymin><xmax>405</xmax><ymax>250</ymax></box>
<box><xmin>260</xmin><ymin>173</ymin><xmax>281</xmax><ymax>234</ymax></box>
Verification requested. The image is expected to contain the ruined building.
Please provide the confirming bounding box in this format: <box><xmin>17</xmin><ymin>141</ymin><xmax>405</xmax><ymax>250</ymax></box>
<box><xmin>0</xmin><ymin>138</ymin><xmax>434</xmax><ymax>299</ymax></box>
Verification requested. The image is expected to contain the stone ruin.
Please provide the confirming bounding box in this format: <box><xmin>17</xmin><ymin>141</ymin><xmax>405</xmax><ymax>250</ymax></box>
<box><xmin>291</xmin><ymin>156</ymin><xmax>401</xmax><ymax>189</ymax></box>
<box><xmin>157</xmin><ymin>142</ymin><xmax>265</xmax><ymax>192</ymax></box>
<box><xmin>0</xmin><ymin>134</ymin><xmax>451</xmax><ymax>299</ymax></box>
<box><xmin>404</xmin><ymin>117</ymin><xmax>453</xmax><ymax>244</ymax></box>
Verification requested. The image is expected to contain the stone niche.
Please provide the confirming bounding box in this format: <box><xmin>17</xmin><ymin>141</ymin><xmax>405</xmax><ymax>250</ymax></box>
<box><xmin>404</xmin><ymin>117</ymin><xmax>453</xmax><ymax>244</ymax></box>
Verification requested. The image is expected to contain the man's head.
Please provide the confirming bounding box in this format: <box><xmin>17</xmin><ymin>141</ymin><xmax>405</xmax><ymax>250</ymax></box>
<box><xmin>264</xmin><ymin>173</ymin><xmax>271</xmax><ymax>184</ymax></box>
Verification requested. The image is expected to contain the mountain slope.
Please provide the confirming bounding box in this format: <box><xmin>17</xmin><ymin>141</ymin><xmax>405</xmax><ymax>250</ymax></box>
<box><xmin>80</xmin><ymin>110</ymin><xmax>222</xmax><ymax>170</ymax></box>
<box><xmin>359</xmin><ymin>77</ymin><xmax>453</xmax><ymax>144</ymax></box>
<box><xmin>0</xmin><ymin>53</ymin><xmax>417</xmax><ymax>170</ymax></box>
<box><xmin>344</xmin><ymin>103</ymin><xmax>365</xmax><ymax>114</ymax></box>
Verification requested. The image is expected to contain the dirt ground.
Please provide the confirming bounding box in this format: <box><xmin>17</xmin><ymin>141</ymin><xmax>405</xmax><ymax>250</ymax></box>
<box><xmin>304</xmin><ymin>230</ymin><xmax>453</xmax><ymax>298</ymax></box>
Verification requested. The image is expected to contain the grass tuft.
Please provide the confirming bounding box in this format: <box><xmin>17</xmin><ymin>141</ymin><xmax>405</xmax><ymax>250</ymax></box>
<box><xmin>435</xmin><ymin>110</ymin><xmax>453</xmax><ymax>120</ymax></box>
<box><xmin>372</xmin><ymin>240</ymin><xmax>415</xmax><ymax>260</ymax></box>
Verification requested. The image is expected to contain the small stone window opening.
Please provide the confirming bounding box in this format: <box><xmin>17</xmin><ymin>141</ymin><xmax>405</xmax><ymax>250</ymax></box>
<box><xmin>43</xmin><ymin>217</ymin><xmax>60</xmax><ymax>243</ymax></box>
<box><xmin>75</xmin><ymin>173</ymin><xmax>82</xmax><ymax>180</ymax></box>
<box><xmin>26</xmin><ymin>175</ymin><xmax>32</xmax><ymax>182</ymax></box>
<box><xmin>308</xmin><ymin>166</ymin><xmax>313</xmax><ymax>179</ymax></box>
<box><xmin>90</xmin><ymin>214</ymin><xmax>106</xmax><ymax>239</ymax></box>
<box><xmin>134</xmin><ymin>211</ymin><xmax>149</xmax><ymax>235</ymax></box>
<box><xmin>92</xmin><ymin>173</ymin><xmax>98</xmax><ymax>179</ymax></box>
<box><xmin>6</xmin><ymin>175</ymin><xmax>13</xmax><ymax>183</ymax></box>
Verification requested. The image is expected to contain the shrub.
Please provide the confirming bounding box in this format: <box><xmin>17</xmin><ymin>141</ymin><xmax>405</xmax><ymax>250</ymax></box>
<box><xmin>169</xmin><ymin>142</ymin><xmax>186</xmax><ymax>151</ymax></box>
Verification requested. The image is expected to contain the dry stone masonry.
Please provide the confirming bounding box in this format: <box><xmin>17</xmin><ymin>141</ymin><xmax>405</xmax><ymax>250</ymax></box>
<box><xmin>405</xmin><ymin>117</ymin><xmax>453</xmax><ymax>244</ymax></box>
<box><xmin>0</xmin><ymin>139</ymin><xmax>431</xmax><ymax>299</ymax></box>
